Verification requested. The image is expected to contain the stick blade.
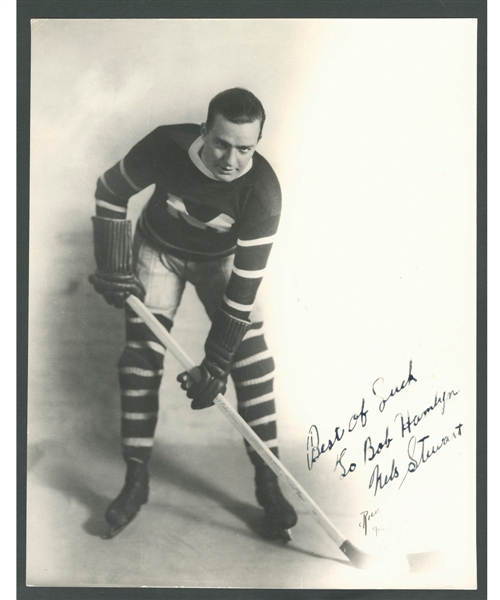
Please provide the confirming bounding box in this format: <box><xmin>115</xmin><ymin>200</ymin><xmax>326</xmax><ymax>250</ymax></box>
<box><xmin>339</xmin><ymin>540</ymin><xmax>379</xmax><ymax>570</ymax></box>
<box><xmin>339</xmin><ymin>540</ymin><xmax>411</xmax><ymax>573</ymax></box>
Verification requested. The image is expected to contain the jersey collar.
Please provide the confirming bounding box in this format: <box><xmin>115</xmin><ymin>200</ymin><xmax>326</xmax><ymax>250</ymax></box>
<box><xmin>188</xmin><ymin>136</ymin><xmax>253</xmax><ymax>181</ymax></box>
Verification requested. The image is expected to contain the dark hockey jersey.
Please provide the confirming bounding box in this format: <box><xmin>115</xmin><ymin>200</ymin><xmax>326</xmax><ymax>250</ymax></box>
<box><xmin>94</xmin><ymin>124</ymin><xmax>282</xmax><ymax>320</ymax></box>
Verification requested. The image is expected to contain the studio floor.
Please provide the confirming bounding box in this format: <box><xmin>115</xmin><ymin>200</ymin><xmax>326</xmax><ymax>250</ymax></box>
<box><xmin>24</xmin><ymin>229</ymin><xmax>468</xmax><ymax>591</ymax></box>
<box><xmin>26</xmin><ymin>436</ymin><xmax>452</xmax><ymax>590</ymax></box>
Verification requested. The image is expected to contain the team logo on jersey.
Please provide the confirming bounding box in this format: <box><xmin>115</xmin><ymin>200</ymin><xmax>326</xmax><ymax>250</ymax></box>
<box><xmin>166</xmin><ymin>194</ymin><xmax>235</xmax><ymax>233</ymax></box>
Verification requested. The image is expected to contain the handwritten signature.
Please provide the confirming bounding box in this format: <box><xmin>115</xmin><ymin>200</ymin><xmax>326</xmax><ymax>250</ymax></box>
<box><xmin>306</xmin><ymin>362</ymin><xmax>416</xmax><ymax>470</ymax></box>
<box><xmin>305</xmin><ymin>361</ymin><xmax>463</xmax><ymax>500</ymax></box>
<box><xmin>372</xmin><ymin>360</ymin><xmax>417</xmax><ymax>413</ymax></box>
<box><xmin>368</xmin><ymin>459</ymin><xmax>400</xmax><ymax>496</ymax></box>
<box><xmin>395</xmin><ymin>390</ymin><xmax>460</xmax><ymax>438</ymax></box>
<box><xmin>399</xmin><ymin>423</ymin><xmax>464</xmax><ymax>489</ymax></box>
<box><xmin>306</xmin><ymin>397</ymin><xmax>368</xmax><ymax>470</ymax></box>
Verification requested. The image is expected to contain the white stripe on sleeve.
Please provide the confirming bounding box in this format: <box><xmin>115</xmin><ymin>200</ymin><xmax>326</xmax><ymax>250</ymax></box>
<box><xmin>119</xmin><ymin>159</ymin><xmax>142</xmax><ymax>192</ymax></box>
<box><xmin>237</xmin><ymin>234</ymin><xmax>276</xmax><ymax>247</ymax></box>
<box><xmin>223</xmin><ymin>295</ymin><xmax>254</xmax><ymax>313</ymax></box>
<box><xmin>96</xmin><ymin>199</ymin><xmax>127</xmax><ymax>213</ymax></box>
<box><xmin>99</xmin><ymin>173</ymin><xmax>117</xmax><ymax>197</ymax></box>
<box><xmin>232</xmin><ymin>266</ymin><xmax>266</xmax><ymax>279</ymax></box>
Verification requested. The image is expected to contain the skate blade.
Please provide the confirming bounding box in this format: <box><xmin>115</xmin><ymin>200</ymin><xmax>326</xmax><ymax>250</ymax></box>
<box><xmin>102</xmin><ymin>523</ymin><xmax>128</xmax><ymax>540</ymax></box>
<box><xmin>275</xmin><ymin>528</ymin><xmax>292</xmax><ymax>543</ymax></box>
<box><xmin>102</xmin><ymin>503</ymin><xmax>144</xmax><ymax>540</ymax></box>
<box><xmin>261</xmin><ymin>526</ymin><xmax>293</xmax><ymax>543</ymax></box>
<box><xmin>102</xmin><ymin>515</ymin><xmax>138</xmax><ymax>540</ymax></box>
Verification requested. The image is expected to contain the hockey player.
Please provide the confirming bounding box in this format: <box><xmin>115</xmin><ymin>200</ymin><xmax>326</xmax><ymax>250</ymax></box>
<box><xmin>89</xmin><ymin>88</ymin><xmax>297</xmax><ymax>541</ymax></box>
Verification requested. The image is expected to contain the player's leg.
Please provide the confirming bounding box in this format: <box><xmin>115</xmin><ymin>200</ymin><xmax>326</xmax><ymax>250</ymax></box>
<box><xmin>105</xmin><ymin>237</ymin><xmax>185</xmax><ymax>537</ymax></box>
<box><xmin>231</xmin><ymin>321</ymin><xmax>298</xmax><ymax>539</ymax></box>
<box><xmin>192</xmin><ymin>257</ymin><xmax>297</xmax><ymax>539</ymax></box>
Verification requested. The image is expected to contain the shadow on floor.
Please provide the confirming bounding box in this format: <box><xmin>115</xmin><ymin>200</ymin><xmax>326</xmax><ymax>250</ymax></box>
<box><xmin>150</xmin><ymin>444</ymin><xmax>273</xmax><ymax>541</ymax></box>
<box><xmin>149</xmin><ymin>443</ymin><xmax>343</xmax><ymax>563</ymax></box>
<box><xmin>28</xmin><ymin>438</ymin><xmax>114</xmax><ymax>537</ymax></box>
<box><xmin>27</xmin><ymin>435</ymin><xmax>343</xmax><ymax>564</ymax></box>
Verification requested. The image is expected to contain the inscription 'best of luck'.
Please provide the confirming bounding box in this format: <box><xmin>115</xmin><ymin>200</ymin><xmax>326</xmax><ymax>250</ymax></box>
<box><xmin>306</xmin><ymin>361</ymin><xmax>416</xmax><ymax>471</ymax></box>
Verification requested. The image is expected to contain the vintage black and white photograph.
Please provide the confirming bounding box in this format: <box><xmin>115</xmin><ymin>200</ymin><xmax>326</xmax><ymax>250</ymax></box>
<box><xmin>26</xmin><ymin>15</ymin><xmax>480</xmax><ymax>590</ymax></box>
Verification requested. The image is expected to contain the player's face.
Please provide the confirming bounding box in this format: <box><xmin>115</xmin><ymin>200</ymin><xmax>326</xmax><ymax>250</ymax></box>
<box><xmin>200</xmin><ymin>114</ymin><xmax>261</xmax><ymax>182</ymax></box>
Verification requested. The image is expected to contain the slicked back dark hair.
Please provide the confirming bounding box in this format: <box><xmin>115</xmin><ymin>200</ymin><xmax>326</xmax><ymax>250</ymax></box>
<box><xmin>206</xmin><ymin>88</ymin><xmax>266</xmax><ymax>139</ymax></box>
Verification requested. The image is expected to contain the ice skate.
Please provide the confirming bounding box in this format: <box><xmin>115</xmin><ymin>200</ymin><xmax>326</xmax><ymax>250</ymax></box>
<box><xmin>103</xmin><ymin>459</ymin><xmax>149</xmax><ymax>539</ymax></box>
<box><xmin>255</xmin><ymin>466</ymin><xmax>297</xmax><ymax>543</ymax></box>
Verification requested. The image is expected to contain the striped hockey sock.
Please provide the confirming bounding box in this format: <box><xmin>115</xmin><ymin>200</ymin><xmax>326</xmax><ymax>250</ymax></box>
<box><xmin>230</xmin><ymin>322</ymin><xmax>280</xmax><ymax>466</ymax></box>
<box><xmin>117</xmin><ymin>307</ymin><xmax>173</xmax><ymax>463</ymax></box>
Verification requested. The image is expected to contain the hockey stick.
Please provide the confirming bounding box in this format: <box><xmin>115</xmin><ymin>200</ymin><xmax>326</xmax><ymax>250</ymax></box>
<box><xmin>125</xmin><ymin>295</ymin><xmax>407</xmax><ymax>571</ymax></box>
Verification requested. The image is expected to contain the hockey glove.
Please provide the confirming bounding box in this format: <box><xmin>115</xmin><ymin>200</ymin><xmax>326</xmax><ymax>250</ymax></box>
<box><xmin>177</xmin><ymin>308</ymin><xmax>250</xmax><ymax>410</ymax></box>
<box><xmin>89</xmin><ymin>216</ymin><xmax>145</xmax><ymax>309</ymax></box>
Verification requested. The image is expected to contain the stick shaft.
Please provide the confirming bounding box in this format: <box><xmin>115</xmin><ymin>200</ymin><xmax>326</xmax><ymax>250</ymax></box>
<box><xmin>126</xmin><ymin>295</ymin><xmax>346</xmax><ymax>548</ymax></box>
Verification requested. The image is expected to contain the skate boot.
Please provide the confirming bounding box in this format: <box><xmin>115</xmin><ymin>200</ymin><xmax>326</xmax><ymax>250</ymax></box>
<box><xmin>255</xmin><ymin>466</ymin><xmax>298</xmax><ymax>542</ymax></box>
<box><xmin>103</xmin><ymin>459</ymin><xmax>149</xmax><ymax>539</ymax></box>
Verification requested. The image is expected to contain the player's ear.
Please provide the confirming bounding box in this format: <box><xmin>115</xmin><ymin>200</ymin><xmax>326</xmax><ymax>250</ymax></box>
<box><xmin>200</xmin><ymin>123</ymin><xmax>207</xmax><ymax>140</ymax></box>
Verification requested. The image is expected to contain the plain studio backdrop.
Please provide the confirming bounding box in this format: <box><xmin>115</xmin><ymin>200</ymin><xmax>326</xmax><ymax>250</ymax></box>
<box><xmin>28</xmin><ymin>19</ymin><xmax>477</xmax><ymax>588</ymax></box>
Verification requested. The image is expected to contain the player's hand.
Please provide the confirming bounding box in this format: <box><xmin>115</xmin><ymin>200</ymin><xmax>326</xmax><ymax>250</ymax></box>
<box><xmin>176</xmin><ymin>363</ymin><xmax>227</xmax><ymax>410</ymax></box>
<box><xmin>89</xmin><ymin>272</ymin><xmax>145</xmax><ymax>309</ymax></box>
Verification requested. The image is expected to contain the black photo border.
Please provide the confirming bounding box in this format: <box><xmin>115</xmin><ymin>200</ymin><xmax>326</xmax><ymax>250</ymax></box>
<box><xmin>17</xmin><ymin>1</ymin><xmax>488</xmax><ymax>599</ymax></box>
